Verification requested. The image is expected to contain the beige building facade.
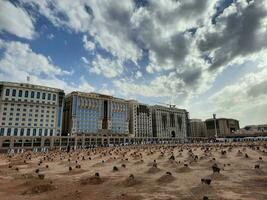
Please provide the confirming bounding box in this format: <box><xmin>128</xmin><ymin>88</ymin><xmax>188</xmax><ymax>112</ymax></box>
<box><xmin>0</xmin><ymin>82</ymin><xmax>64</xmax><ymax>137</ymax></box>
<box><xmin>189</xmin><ymin>119</ymin><xmax>207</xmax><ymax>137</ymax></box>
<box><xmin>205</xmin><ymin>118</ymin><xmax>239</xmax><ymax>137</ymax></box>
<box><xmin>128</xmin><ymin>100</ymin><xmax>152</xmax><ymax>138</ymax></box>
<box><xmin>151</xmin><ymin>105</ymin><xmax>188</xmax><ymax>138</ymax></box>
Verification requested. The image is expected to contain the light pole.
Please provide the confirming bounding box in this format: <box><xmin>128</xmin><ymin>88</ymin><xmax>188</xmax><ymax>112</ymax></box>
<box><xmin>213</xmin><ymin>114</ymin><xmax>218</xmax><ymax>138</ymax></box>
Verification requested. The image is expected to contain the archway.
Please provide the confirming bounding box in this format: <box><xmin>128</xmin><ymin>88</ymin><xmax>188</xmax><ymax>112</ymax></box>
<box><xmin>171</xmin><ymin>131</ymin><xmax>175</xmax><ymax>138</ymax></box>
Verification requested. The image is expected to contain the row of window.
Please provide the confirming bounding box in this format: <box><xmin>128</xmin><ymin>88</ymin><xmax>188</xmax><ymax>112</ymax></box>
<box><xmin>5</xmin><ymin>89</ymin><xmax>57</xmax><ymax>101</ymax></box>
<box><xmin>0</xmin><ymin>128</ymin><xmax>54</xmax><ymax>136</ymax></box>
<box><xmin>1</xmin><ymin>122</ymin><xmax>54</xmax><ymax>127</ymax></box>
<box><xmin>3</xmin><ymin>103</ymin><xmax>56</xmax><ymax>109</ymax></box>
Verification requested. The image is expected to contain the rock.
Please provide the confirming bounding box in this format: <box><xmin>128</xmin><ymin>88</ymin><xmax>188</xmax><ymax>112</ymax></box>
<box><xmin>113</xmin><ymin>166</ymin><xmax>119</xmax><ymax>171</ymax></box>
<box><xmin>212</xmin><ymin>163</ymin><xmax>220</xmax><ymax>173</ymax></box>
<box><xmin>38</xmin><ymin>174</ymin><xmax>45</xmax><ymax>179</ymax></box>
<box><xmin>201</xmin><ymin>178</ymin><xmax>211</xmax><ymax>185</ymax></box>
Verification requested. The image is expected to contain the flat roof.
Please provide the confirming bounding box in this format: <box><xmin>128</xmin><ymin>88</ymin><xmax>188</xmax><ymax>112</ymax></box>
<box><xmin>0</xmin><ymin>81</ymin><xmax>64</xmax><ymax>93</ymax></box>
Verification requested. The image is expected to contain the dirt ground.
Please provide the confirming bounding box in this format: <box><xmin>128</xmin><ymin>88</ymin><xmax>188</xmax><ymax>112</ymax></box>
<box><xmin>0</xmin><ymin>142</ymin><xmax>266</xmax><ymax>200</ymax></box>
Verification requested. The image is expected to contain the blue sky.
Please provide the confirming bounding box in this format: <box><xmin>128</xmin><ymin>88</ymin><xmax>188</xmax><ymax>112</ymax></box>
<box><xmin>0</xmin><ymin>0</ymin><xmax>267</xmax><ymax>126</ymax></box>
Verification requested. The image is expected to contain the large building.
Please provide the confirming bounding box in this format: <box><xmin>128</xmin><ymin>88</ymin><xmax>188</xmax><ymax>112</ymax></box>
<box><xmin>189</xmin><ymin>119</ymin><xmax>207</xmax><ymax>138</ymax></box>
<box><xmin>0</xmin><ymin>82</ymin><xmax>64</xmax><ymax>136</ymax></box>
<box><xmin>238</xmin><ymin>124</ymin><xmax>267</xmax><ymax>134</ymax></box>
<box><xmin>128</xmin><ymin>100</ymin><xmax>152</xmax><ymax>138</ymax></box>
<box><xmin>205</xmin><ymin>118</ymin><xmax>239</xmax><ymax>137</ymax></box>
<box><xmin>151</xmin><ymin>105</ymin><xmax>188</xmax><ymax>138</ymax></box>
<box><xmin>62</xmin><ymin>92</ymin><xmax>129</xmax><ymax>136</ymax></box>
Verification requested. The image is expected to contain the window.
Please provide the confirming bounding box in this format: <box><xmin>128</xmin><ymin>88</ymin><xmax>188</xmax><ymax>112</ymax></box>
<box><xmin>39</xmin><ymin>129</ymin><xmax>42</xmax><ymax>136</ymax></box>
<box><xmin>27</xmin><ymin>129</ymin><xmax>31</xmax><ymax>136</ymax></box>
<box><xmin>7</xmin><ymin>128</ymin><xmax>11</xmax><ymax>136</ymax></box>
<box><xmin>37</xmin><ymin>92</ymin><xmax>40</xmax><ymax>99</ymax></box>
<box><xmin>0</xmin><ymin>128</ymin><xmax>4</xmax><ymax>136</ymax></box>
<box><xmin>25</xmin><ymin>90</ymin><xmax>29</xmax><ymax>98</ymax></box>
<box><xmin>14</xmin><ymin>128</ymin><xmax>18</xmax><ymax>136</ymax></box>
<box><xmin>48</xmin><ymin>93</ymin><xmax>51</xmax><ymax>100</ymax></box>
<box><xmin>19</xmin><ymin>90</ymin><xmax>23</xmax><ymax>97</ymax></box>
<box><xmin>5</xmin><ymin>89</ymin><xmax>10</xmax><ymax>96</ymax></box>
<box><xmin>53</xmin><ymin>94</ymin><xmax>56</xmax><ymax>101</ymax></box>
<box><xmin>42</xmin><ymin>93</ymin><xmax>46</xmax><ymax>100</ymax></box>
<box><xmin>33</xmin><ymin>129</ymin><xmax>36</xmax><ymax>136</ymax></box>
<box><xmin>12</xmin><ymin>89</ymin><xmax>16</xmax><ymax>97</ymax></box>
<box><xmin>44</xmin><ymin>129</ymin><xmax>48</xmax><ymax>136</ymax></box>
<box><xmin>31</xmin><ymin>91</ymin><xmax>34</xmax><ymax>98</ymax></box>
<box><xmin>50</xmin><ymin>129</ymin><xmax>53</xmax><ymax>136</ymax></box>
<box><xmin>20</xmin><ymin>128</ymin><xmax>24</xmax><ymax>136</ymax></box>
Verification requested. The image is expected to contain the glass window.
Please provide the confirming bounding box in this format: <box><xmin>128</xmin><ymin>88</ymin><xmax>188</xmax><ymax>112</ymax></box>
<box><xmin>45</xmin><ymin>129</ymin><xmax>48</xmax><ymax>136</ymax></box>
<box><xmin>39</xmin><ymin>129</ymin><xmax>42</xmax><ymax>136</ymax></box>
<box><xmin>19</xmin><ymin>90</ymin><xmax>23</xmax><ymax>97</ymax></box>
<box><xmin>48</xmin><ymin>93</ymin><xmax>51</xmax><ymax>100</ymax></box>
<box><xmin>42</xmin><ymin>93</ymin><xmax>46</xmax><ymax>100</ymax></box>
<box><xmin>37</xmin><ymin>92</ymin><xmax>40</xmax><ymax>99</ymax></box>
<box><xmin>12</xmin><ymin>89</ymin><xmax>16</xmax><ymax>97</ymax></box>
<box><xmin>14</xmin><ymin>128</ymin><xmax>18</xmax><ymax>136</ymax></box>
<box><xmin>53</xmin><ymin>94</ymin><xmax>56</xmax><ymax>101</ymax></box>
<box><xmin>20</xmin><ymin>128</ymin><xmax>24</xmax><ymax>136</ymax></box>
<box><xmin>33</xmin><ymin>129</ymin><xmax>36</xmax><ymax>136</ymax></box>
<box><xmin>25</xmin><ymin>90</ymin><xmax>29</xmax><ymax>98</ymax></box>
<box><xmin>0</xmin><ymin>128</ymin><xmax>5</xmax><ymax>136</ymax></box>
<box><xmin>31</xmin><ymin>91</ymin><xmax>35</xmax><ymax>98</ymax></box>
<box><xmin>27</xmin><ymin>129</ymin><xmax>31</xmax><ymax>136</ymax></box>
<box><xmin>5</xmin><ymin>89</ymin><xmax>10</xmax><ymax>96</ymax></box>
<box><xmin>7</xmin><ymin>128</ymin><xmax>11</xmax><ymax>136</ymax></box>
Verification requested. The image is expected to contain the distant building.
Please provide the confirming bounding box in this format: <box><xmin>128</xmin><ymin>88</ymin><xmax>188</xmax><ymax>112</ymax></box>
<box><xmin>205</xmin><ymin>118</ymin><xmax>239</xmax><ymax>137</ymax></box>
<box><xmin>128</xmin><ymin>100</ymin><xmax>152</xmax><ymax>138</ymax></box>
<box><xmin>238</xmin><ymin>124</ymin><xmax>267</xmax><ymax>134</ymax></box>
<box><xmin>0</xmin><ymin>82</ymin><xmax>64</xmax><ymax>136</ymax></box>
<box><xmin>189</xmin><ymin>119</ymin><xmax>207</xmax><ymax>138</ymax></box>
<box><xmin>151</xmin><ymin>105</ymin><xmax>188</xmax><ymax>138</ymax></box>
<box><xmin>62</xmin><ymin>92</ymin><xmax>129</xmax><ymax>136</ymax></box>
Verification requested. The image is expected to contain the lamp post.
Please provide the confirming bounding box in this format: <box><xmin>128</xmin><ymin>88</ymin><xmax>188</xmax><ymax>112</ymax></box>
<box><xmin>213</xmin><ymin>114</ymin><xmax>218</xmax><ymax>138</ymax></box>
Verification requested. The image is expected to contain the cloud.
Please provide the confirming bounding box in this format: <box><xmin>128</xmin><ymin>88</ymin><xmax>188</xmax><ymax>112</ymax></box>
<box><xmin>82</xmin><ymin>35</ymin><xmax>95</xmax><ymax>51</ymax></box>
<box><xmin>0</xmin><ymin>39</ymin><xmax>69</xmax><ymax>76</ymax></box>
<box><xmin>207</xmin><ymin>61</ymin><xmax>267</xmax><ymax>126</ymax></box>
<box><xmin>0</xmin><ymin>1</ymin><xmax>35</xmax><ymax>39</ymax></box>
<box><xmin>90</xmin><ymin>55</ymin><xmax>124</xmax><ymax>78</ymax></box>
<box><xmin>0</xmin><ymin>39</ymin><xmax>94</xmax><ymax>94</ymax></box>
<box><xmin>15</xmin><ymin>0</ymin><xmax>267</xmax><ymax>125</ymax></box>
<box><xmin>197</xmin><ymin>0</ymin><xmax>267</xmax><ymax>71</ymax></box>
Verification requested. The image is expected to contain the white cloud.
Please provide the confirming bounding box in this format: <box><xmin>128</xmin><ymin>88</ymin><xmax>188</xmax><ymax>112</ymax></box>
<box><xmin>0</xmin><ymin>1</ymin><xmax>35</xmax><ymax>39</ymax></box>
<box><xmin>0</xmin><ymin>39</ymin><xmax>94</xmax><ymax>94</ymax></box>
<box><xmin>81</xmin><ymin>56</ymin><xmax>89</xmax><ymax>64</ymax></box>
<box><xmin>90</xmin><ymin>55</ymin><xmax>124</xmax><ymax>78</ymax></box>
<box><xmin>82</xmin><ymin>35</ymin><xmax>95</xmax><ymax>51</ymax></box>
<box><xmin>135</xmin><ymin>71</ymin><xmax>142</xmax><ymax>79</ymax></box>
<box><xmin>47</xmin><ymin>33</ymin><xmax>54</xmax><ymax>40</ymax></box>
<box><xmin>0</xmin><ymin>40</ymin><xmax>69</xmax><ymax>76</ymax></box>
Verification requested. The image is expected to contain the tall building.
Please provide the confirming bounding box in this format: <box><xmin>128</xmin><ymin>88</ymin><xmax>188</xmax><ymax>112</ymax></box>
<box><xmin>151</xmin><ymin>105</ymin><xmax>188</xmax><ymax>138</ymax></box>
<box><xmin>0</xmin><ymin>82</ymin><xmax>64</xmax><ymax>136</ymax></box>
<box><xmin>128</xmin><ymin>100</ymin><xmax>152</xmax><ymax>138</ymax></box>
<box><xmin>189</xmin><ymin>119</ymin><xmax>207</xmax><ymax>137</ymax></box>
<box><xmin>62</xmin><ymin>92</ymin><xmax>129</xmax><ymax>136</ymax></box>
<box><xmin>205</xmin><ymin>118</ymin><xmax>239</xmax><ymax>137</ymax></box>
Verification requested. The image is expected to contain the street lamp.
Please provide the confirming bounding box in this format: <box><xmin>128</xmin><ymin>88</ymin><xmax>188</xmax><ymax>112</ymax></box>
<box><xmin>213</xmin><ymin>114</ymin><xmax>218</xmax><ymax>138</ymax></box>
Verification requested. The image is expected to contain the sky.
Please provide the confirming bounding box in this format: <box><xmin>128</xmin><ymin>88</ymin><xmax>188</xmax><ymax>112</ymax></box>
<box><xmin>0</xmin><ymin>0</ymin><xmax>267</xmax><ymax>127</ymax></box>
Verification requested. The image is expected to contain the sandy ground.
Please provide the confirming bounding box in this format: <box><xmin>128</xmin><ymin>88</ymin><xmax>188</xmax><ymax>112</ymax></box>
<box><xmin>0</xmin><ymin>142</ymin><xmax>266</xmax><ymax>200</ymax></box>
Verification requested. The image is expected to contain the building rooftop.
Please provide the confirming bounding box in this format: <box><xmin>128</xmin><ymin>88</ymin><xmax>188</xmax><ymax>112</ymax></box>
<box><xmin>65</xmin><ymin>91</ymin><xmax>127</xmax><ymax>102</ymax></box>
<box><xmin>0</xmin><ymin>81</ymin><xmax>64</xmax><ymax>92</ymax></box>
